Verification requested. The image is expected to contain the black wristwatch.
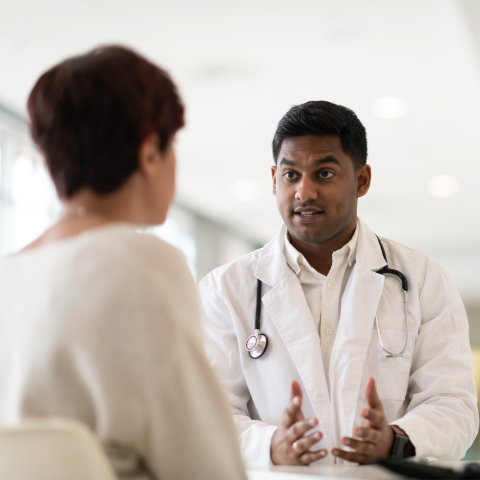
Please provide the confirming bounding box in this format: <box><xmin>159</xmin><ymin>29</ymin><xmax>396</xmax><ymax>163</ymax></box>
<box><xmin>390</xmin><ymin>432</ymin><xmax>412</xmax><ymax>459</ymax></box>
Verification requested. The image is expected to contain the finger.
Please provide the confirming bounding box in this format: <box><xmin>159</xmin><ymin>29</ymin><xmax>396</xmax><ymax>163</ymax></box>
<box><xmin>287</xmin><ymin>418</ymin><xmax>319</xmax><ymax>442</ymax></box>
<box><xmin>280</xmin><ymin>393</ymin><xmax>304</xmax><ymax>428</ymax></box>
<box><xmin>299</xmin><ymin>449</ymin><xmax>328</xmax><ymax>465</ymax></box>
<box><xmin>364</xmin><ymin>377</ymin><xmax>383</xmax><ymax>410</ymax></box>
<box><xmin>331</xmin><ymin>448</ymin><xmax>372</xmax><ymax>465</ymax></box>
<box><xmin>360</xmin><ymin>416</ymin><xmax>372</xmax><ymax>429</ymax></box>
<box><xmin>290</xmin><ymin>381</ymin><xmax>305</xmax><ymax>422</ymax></box>
<box><xmin>292</xmin><ymin>431</ymin><xmax>322</xmax><ymax>453</ymax></box>
<box><xmin>291</xmin><ymin>380</ymin><xmax>303</xmax><ymax>402</ymax></box>
<box><xmin>341</xmin><ymin>437</ymin><xmax>376</xmax><ymax>455</ymax></box>
<box><xmin>353</xmin><ymin>427</ymin><xmax>380</xmax><ymax>444</ymax></box>
<box><xmin>361</xmin><ymin>407</ymin><xmax>386</xmax><ymax>428</ymax></box>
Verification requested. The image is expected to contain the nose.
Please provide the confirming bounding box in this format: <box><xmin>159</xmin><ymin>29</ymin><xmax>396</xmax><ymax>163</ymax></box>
<box><xmin>295</xmin><ymin>176</ymin><xmax>318</xmax><ymax>202</ymax></box>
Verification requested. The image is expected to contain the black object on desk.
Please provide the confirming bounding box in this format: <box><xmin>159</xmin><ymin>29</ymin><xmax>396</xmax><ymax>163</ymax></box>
<box><xmin>377</xmin><ymin>459</ymin><xmax>480</xmax><ymax>479</ymax></box>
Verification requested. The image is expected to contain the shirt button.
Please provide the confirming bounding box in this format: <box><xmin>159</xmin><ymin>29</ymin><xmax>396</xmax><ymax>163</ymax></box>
<box><xmin>327</xmin><ymin>282</ymin><xmax>334</xmax><ymax>289</ymax></box>
<box><xmin>326</xmin><ymin>327</ymin><xmax>333</xmax><ymax>335</ymax></box>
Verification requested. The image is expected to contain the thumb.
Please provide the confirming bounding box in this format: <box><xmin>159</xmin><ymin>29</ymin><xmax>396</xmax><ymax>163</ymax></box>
<box><xmin>365</xmin><ymin>377</ymin><xmax>382</xmax><ymax>410</ymax></box>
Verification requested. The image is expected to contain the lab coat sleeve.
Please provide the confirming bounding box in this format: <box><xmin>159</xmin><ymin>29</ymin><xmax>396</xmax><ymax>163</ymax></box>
<box><xmin>198</xmin><ymin>278</ymin><xmax>277</xmax><ymax>467</ymax></box>
<box><xmin>391</xmin><ymin>261</ymin><xmax>479</xmax><ymax>460</ymax></box>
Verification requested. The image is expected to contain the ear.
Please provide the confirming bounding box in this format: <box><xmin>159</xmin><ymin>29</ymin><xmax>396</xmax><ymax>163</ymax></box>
<box><xmin>271</xmin><ymin>166</ymin><xmax>277</xmax><ymax>196</ymax></box>
<box><xmin>356</xmin><ymin>164</ymin><xmax>371</xmax><ymax>198</ymax></box>
<box><xmin>138</xmin><ymin>133</ymin><xmax>162</xmax><ymax>177</ymax></box>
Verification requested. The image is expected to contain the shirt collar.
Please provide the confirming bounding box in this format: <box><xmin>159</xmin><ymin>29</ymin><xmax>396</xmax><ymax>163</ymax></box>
<box><xmin>284</xmin><ymin>228</ymin><xmax>303</xmax><ymax>276</ymax></box>
<box><xmin>284</xmin><ymin>221</ymin><xmax>359</xmax><ymax>275</ymax></box>
<box><xmin>337</xmin><ymin>222</ymin><xmax>359</xmax><ymax>267</ymax></box>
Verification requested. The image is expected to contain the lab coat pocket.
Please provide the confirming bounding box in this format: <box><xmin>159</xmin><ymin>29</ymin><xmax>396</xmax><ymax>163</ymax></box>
<box><xmin>376</xmin><ymin>329</ymin><xmax>410</xmax><ymax>401</ymax></box>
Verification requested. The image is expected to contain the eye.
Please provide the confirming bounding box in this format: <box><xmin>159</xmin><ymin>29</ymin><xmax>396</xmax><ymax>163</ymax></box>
<box><xmin>283</xmin><ymin>171</ymin><xmax>296</xmax><ymax>180</ymax></box>
<box><xmin>319</xmin><ymin>171</ymin><xmax>334</xmax><ymax>179</ymax></box>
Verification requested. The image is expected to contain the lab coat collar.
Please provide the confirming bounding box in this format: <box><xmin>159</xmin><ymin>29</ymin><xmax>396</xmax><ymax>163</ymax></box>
<box><xmin>254</xmin><ymin>224</ymin><xmax>294</xmax><ymax>286</ymax></box>
<box><xmin>355</xmin><ymin>218</ymin><xmax>388</xmax><ymax>272</ymax></box>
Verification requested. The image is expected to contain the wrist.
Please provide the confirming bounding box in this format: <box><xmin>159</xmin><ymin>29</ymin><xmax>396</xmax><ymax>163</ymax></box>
<box><xmin>270</xmin><ymin>429</ymin><xmax>279</xmax><ymax>465</ymax></box>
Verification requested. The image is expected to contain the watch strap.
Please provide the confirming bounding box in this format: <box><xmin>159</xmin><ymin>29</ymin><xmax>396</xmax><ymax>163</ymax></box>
<box><xmin>390</xmin><ymin>432</ymin><xmax>410</xmax><ymax>459</ymax></box>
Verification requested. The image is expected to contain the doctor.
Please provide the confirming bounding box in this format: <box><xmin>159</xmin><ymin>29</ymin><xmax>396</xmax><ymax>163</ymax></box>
<box><xmin>199</xmin><ymin>100</ymin><xmax>478</xmax><ymax>466</ymax></box>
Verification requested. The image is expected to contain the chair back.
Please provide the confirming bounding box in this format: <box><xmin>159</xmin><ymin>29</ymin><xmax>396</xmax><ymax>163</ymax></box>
<box><xmin>0</xmin><ymin>418</ymin><xmax>117</xmax><ymax>480</ymax></box>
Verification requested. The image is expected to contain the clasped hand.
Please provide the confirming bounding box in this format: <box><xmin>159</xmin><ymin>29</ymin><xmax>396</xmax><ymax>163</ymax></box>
<box><xmin>271</xmin><ymin>377</ymin><xmax>400</xmax><ymax>465</ymax></box>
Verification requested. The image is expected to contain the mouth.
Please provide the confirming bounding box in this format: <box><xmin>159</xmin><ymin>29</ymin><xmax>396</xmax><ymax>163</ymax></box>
<box><xmin>293</xmin><ymin>208</ymin><xmax>324</xmax><ymax>224</ymax></box>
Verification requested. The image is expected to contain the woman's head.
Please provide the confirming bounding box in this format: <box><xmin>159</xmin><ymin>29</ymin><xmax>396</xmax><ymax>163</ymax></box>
<box><xmin>28</xmin><ymin>45</ymin><xmax>184</xmax><ymax>223</ymax></box>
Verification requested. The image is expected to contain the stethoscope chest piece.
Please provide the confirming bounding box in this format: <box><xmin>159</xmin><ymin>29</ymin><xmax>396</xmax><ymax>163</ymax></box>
<box><xmin>246</xmin><ymin>329</ymin><xmax>269</xmax><ymax>359</ymax></box>
<box><xmin>246</xmin><ymin>279</ymin><xmax>269</xmax><ymax>359</ymax></box>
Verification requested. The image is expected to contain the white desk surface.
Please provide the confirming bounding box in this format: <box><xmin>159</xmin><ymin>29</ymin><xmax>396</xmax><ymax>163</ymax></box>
<box><xmin>247</xmin><ymin>461</ymin><xmax>478</xmax><ymax>480</ymax></box>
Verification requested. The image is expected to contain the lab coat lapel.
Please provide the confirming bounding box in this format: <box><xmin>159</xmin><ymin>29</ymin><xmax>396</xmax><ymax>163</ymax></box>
<box><xmin>255</xmin><ymin>225</ymin><xmax>335</xmax><ymax>450</ymax></box>
<box><xmin>329</xmin><ymin>220</ymin><xmax>387</xmax><ymax>445</ymax></box>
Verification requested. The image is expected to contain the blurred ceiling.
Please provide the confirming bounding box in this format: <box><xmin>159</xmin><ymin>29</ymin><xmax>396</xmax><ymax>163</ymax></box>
<box><xmin>0</xmin><ymin>0</ymin><xmax>480</xmax><ymax>297</ymax></box>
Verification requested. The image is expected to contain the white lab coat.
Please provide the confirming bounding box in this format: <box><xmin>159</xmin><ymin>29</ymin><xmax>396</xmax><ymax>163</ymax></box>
<box><xmin>198</xmin><ymin>219</ymin><xmax>479</xmax><ymax>466</ymax></box>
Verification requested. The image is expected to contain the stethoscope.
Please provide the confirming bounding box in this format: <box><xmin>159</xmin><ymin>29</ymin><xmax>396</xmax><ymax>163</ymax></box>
<box><xmin>245</xmin><ymin>236</ymin><xmax>409</xmax><ymax>360</ymax></box>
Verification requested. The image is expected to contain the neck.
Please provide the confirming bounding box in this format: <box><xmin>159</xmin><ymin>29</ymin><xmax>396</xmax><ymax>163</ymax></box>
<box><xmin>288</xmin><ymin>221</ymin><xmax>357</xmax><ymax>276</ymax></box>
<box><xmin>63</xmin><ymin>179</ymin><xmax>147</xmax><ymax>225</ymax></box>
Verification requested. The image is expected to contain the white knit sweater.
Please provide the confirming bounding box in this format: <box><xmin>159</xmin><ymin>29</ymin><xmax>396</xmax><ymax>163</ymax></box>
<box><xmin>0</xmin><ymin>224</ymin><xmax>246</xmax><ymax>480</ymax></box>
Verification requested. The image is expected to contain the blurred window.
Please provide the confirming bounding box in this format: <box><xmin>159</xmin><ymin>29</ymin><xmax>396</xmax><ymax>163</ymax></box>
<box><xmin>9</xmin><ymin>153</ymin><xmax>60</xmax><ymax>252</ymax></box>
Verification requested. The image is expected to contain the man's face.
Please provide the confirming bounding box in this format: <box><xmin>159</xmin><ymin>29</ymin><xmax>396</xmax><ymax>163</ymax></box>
<box><xmin>272</xmin><ymin>135</ymin><xmax>371</xmax><ymax>245</ymax></box>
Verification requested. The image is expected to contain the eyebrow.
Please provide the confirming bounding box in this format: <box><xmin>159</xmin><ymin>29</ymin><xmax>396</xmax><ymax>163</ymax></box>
<box><xmin>279</xmin><ymin>155</ymin><xmax>342</xmax><ymax>167</ymax></box>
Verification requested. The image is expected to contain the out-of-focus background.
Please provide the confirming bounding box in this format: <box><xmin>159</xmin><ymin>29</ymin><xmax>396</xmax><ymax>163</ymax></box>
<box><xmin>0</xmin><ymin>0</ymin><xmax>479</xmax><ymax>457</ymax></box>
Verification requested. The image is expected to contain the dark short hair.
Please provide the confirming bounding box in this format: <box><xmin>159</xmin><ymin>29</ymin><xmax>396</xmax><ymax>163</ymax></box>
<box><xmin>28</xmin><ymin>45</ymin><xmax>184</xmax><ymax>198</ymax></box>
<box><xmin>272</xmin><ymin>101</ymin><xmax>367</xmax><ymax>168</ymax></box>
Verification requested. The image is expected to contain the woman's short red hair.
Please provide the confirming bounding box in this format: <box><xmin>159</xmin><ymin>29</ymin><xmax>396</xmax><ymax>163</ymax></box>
<box><xmin>28</xmin><ymin>45</ymin><xmax>184</xmax><ymax>198</ymax></box>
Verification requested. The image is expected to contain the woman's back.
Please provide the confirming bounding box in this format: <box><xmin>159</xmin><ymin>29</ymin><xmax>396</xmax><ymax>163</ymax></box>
<box><xmin>0</xmin><ymin>224</ymin><xmax>246</xmax><ymax>480</ymax></box>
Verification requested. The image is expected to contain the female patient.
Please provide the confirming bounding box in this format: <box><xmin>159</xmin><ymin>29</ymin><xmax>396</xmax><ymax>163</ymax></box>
<box><xmin>0</xmin><ymin>46</ymin><xmax>246</xmax><ymax>480</ymax></box>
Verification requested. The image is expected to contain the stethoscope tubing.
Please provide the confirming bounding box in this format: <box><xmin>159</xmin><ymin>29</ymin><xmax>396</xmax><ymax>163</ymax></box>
<box><xmin>247</xmin><ymin>235</ymin><xmax>410</xmax><ymax>359</ymax></box>
<box><xmin>374</xmin><ymin>236</ymin><xmax>409</xmax><ymax>358</ymax></box>
<box><xmin>375</xmin><ymin>280</ymin><xmax>409</xmax><ymax>358</ymax></box>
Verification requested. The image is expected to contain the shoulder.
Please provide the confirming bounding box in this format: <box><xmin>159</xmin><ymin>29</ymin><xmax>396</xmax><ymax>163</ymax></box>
<box><xmin>376</xmin><ymin>236</ymin><xmax>460</xmax><ymax>306</ymax></box>
<box><xmin>77</xmin><ymin>225</ymin><xmax>192</xmax><ymax>285</ymax></box>
<box><xmin>66</xmin><ymin>227</ymin><xmax>200</xmax><ymax>335</ymax></box>
<box><xmin>376</xmin><ymin>236</ymin><xmax>444</xmax><ymax>277</ymax></box>
<box><xmin>55</xmin><ymin>226</ymin><xmax>197</xmax><ymax>321</ymax></box>
<box><xmin>117</xmin><ymin>227</ymin><xmax>192</xmax><ymax>282</ymax></box>
<box><xmin>377</xmin><ymin>237</ymin><xmax>432</xmax><ymax>269</ymax></box>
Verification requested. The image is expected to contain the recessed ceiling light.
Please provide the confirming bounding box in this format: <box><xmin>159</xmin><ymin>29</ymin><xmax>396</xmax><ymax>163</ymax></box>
<box><xmin>427</xmin><ymin>175</ymin><xmax>459</xmax><ymax>198</ymax></box>
<box><xmin>231</xmin><ymin>179</ymin><xmax>262</xmax><ymax>202</ymax></box>
<box><xmin>372</xmin><ymin>97</ymin><xmax>409</xmax><ymax>119</ymax></box>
